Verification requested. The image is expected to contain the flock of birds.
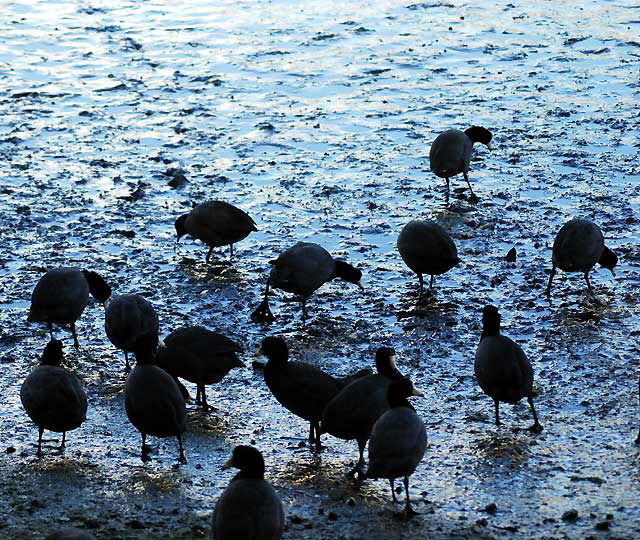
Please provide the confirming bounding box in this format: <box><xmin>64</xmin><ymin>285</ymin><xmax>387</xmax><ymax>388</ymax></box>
<box><xmin>20</xmin><ymin>126</ymin><xmax>622</xmax><ymax>539</ymax></box>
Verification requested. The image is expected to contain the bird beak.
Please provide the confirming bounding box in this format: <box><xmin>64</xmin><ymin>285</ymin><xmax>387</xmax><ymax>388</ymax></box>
<box><xmin>486</xmin><ymin>142</ymin><xmax>493</xmax><ymax>151</ymax></box>
<box><xmin>254</xmin><ymin>345</ymin><xmax>264</xmax><ymax>358</ymax></box>
<box><xmin>610</xmin><ymin>268</ymin><xmax>616</xmax><ymax>277</ymax></box>
<box><xmin>357</xmin><ymin>281</ymin><xmax>364</xmax><ymax>291</ymax></box>
<box><xmin>221</xmin><ymin>456</ymin><xmax>234</xmax><ymax>470</ymax></box>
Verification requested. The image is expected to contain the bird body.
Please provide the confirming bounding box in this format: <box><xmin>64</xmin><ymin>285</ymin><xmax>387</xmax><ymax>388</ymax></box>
<box><xmin>257</xmin><ymin>337</ymin><xmax>367</xmax><ymax>448</ymax></box>
<box><xmin>320</xmin><ymin>347</ymin><xmax>402</xmax><ymax>474</ymax></box>
<box><xmin>546</xmin><ymin>219</ymin><xmax>618</xmax><ymax>296</ymax></box>
<box><xmin>124</xmin><ymin>337</ymin><xmax>187</xmax><ymax>462</ymax></box>
<box><xmin>20</xmin><ymin>340</ymin><xmax>87</xmax><ymax>456</ymax></box>
<box><xmin>397</xmin><ymin>220</ymin><xmax>460</xmax><ymax>291</ymax></box>
<box><xmin>367</xmin><ymin>378</ymin><xmax>426</xmax><ymax>516</ymax></box>
<box><xmin>429</xmin><ymin>126</ymin><xmax>492</xmax><ymax>201</ymax></box>
<box><xmin>175</xmin><ymin>200</ymin><xmax>257</xmax><ymax>261</ymax></box>
<box><xmin>213</xmin><ymin>446</ymin><xmax>284</xmax><ymax>540</ymax></box>
<box><xmin>28</xmin><ymin>267</ymin><xmax>111</xmax><ymax>348</ymax></box>
<box><xmin>156</xmin><ymin>326</ymin><xmax>243</xmax><ymax>410</ymax></box>
<box><xmin>251</xmin><ymin>242</ymin><xmax>363</xmax><ymax>322</ymax></box>
<box><xmin>474</xmin><ymin>305</ymin><xmax>541</xmax><ymax>431</ymax></box>
<box><xmin>105</xmin><ymin>293</ymin><xmax>159</xmax><ymax>371</ymax></box>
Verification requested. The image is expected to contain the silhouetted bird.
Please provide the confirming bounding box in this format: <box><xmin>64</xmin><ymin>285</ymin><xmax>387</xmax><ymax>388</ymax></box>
<box><xmin>105</xmin><ymin>293</ymin><xmax>159</xmax><ymax>372</ymax></box>
<box><xmin>474</xmin><ymin>305</ymin><xmax>542</xmax><ymax>432</ymax></box>
<box><xmin>256</xmin><ymin>336</ymin><xmax>370</xmax><ymax>450</ymax></box>
<box><xmin>251</xmin><ymin>242</ymin><xmax>363</xmax><ymax>323</ymax></box>
<box><xmin>175</xmin><ymin>200</ymin><xmax>257</xmax><ymax>262</ymax></box>
<box><xmin>367</xmin><ymin>378</ymin><xmax>426</xmax><ymax>518</ymax></box>
<box><xmin>156</xmin><ymin>326</ymin><xmax>243</xmax><ymax>411</ymax></box>
<box><xmin>320</xmin><ymin>346</ymin><xmax>403</xmax><ymax>476</ymax></box>
<box><xmin>213</xmin><ymin>445</ymin><xmax>284</xmax><ymax>540</ymax></box>
<box><xmin>397</xmin><ymin>220</ymin><xmax>460</xmax><ymax>292</ymax></box>
<box><xmin>124</xmin><ymin>335</ymin><xmax>187</xmax><ymax>463</ymax></box>
<box><xmin>545</xmin><ymin>219</ymin><xmax>617</xmax><ymax>296</ymax></box>
<box><xmin>429</xmin><ymin>126</ymin><xmax>492</xmax><ymax>202</ymax></box>
<box><xmin>28</xmin><ymin>267</ymin><xmax>111</xmax><ymax>348</ymax></box>
<box><xmin>20</xmin><ymin>340</ymin><xmax>87</xmax><ymax>457</ymax></box>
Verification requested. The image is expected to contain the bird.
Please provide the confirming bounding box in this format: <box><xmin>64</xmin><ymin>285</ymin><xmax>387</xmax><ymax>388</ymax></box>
<box><xmin>174</xmin><ymin>200</ymin><xmax>257</xmax><ymax>262</ymax></box>
<box><xmin>474</xmin><ymin>305</ymin><xmax>542</xmax><ymax>432</ymax></box>
<box><xmin>155</xmin><ymin>326</ymin><xmax>244</xmax><ymax>411</ymax></box>
<box><xmin>212</xmin><ymin>445</ymin><xmax>284</xmax><ymax>540</ymax></box>
<box><xmin>255</xmin><ymin>336</ymin><xmax>370</xmax><ymax>450</ymax></box>
<box><xmin>28</xmin><ymin>267</ymin><xmax>112</xmax><ymax>348</ymax></box>
<box><xmin>397</xmin><ymin>220</ymin><xmax>460</xmax><ymax>292</ymax></box>
<box><xmin>251</xmin><ymin>242</ymin><xmax>363</xmax><ymax>323</ymax></box>
<box><xmin>429</xmin><ymin>126</ymin><xmax>493</xmax><ymax>202</ymax></box>
<box><xmin>124</xmin><ymin>334</ymin><xmax>187</xmax><ymax>463</ymax></box>
<box><xmin>45</xmin><ymin>530</ymin><xmax>97</xmax><ymax>540</ymax></box>
<box><xmin>545</xmin><ymin>219</ymin><xmax>618</xmax><ymax>297</ymax></box>
<box><xmin>104</xmin><ymin>293</ymin><xmax>159</xmax><ymax>372</ymax></box>
<box><xmin>367</xmin><ymin>377</ymin><xmax>426</xmax><ymax>518</ymax></box>
<box><xmin>20</xmin><ymin>340</ymin><xmax>87</xmax><ymax>457</ymax></box>
<box><xmin>320</xmin><ymin>346</ymin><xmax>404</xmax><ymax>477</ymax></box>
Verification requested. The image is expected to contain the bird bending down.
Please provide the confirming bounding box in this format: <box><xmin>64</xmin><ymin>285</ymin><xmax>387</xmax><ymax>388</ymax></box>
<box><xmin>251</xmin><ymin>242</ymin><xmax>363</xmax><ymax>323</ymax></box>
<box><xmin>474</xmin><ymin>305</ymin><xmax>542</xmax><ymax>432</ymax></box>
<box><xmin>429</xmin><ymin>126</ymin><xmax>492</xmax><ymax>203</ymax></box>
<box><xmin>397</xmin><ymin>220</ymin><xmax>460</xmax><ymax>293</ymax></box>
<box><xmin>104</xmin><ymin>293</ymin><xmax>159</xmax><ymax>372</ymax></box>
<box><xmin>28</xmin><ymin>267</ymin><xmax>111</xmax><ymax>348</ymax></box>
<box><xmin>545</xmin><ymin>219</ymin><xmax>618</xmax><ymax>297</ymax></box>
<box><xmin>155</xmin><ymin>326</ymin><xmax>244</xmax><ymax>411</ymax></box>
<box><xmin>174</xmin><ymin>200</ymin><xmax>257</xmax><ymax>262</ymax></box>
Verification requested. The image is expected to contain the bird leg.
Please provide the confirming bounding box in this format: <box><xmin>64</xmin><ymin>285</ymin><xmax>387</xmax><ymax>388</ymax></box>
<box><xmin>37</xmin><ymin>427</ymin><xmax>44</xmax><ymax>458</ymax></box>
<box><xmin>403</xmin><ymin>476</ymin><xmax>418</xmax><ymax>518</ymax></box>
<box><xmin>545</xmin><ymin>266</ymin><xmax>556</xmax><ymax>296</ymax></box>
<box><xmin>250</xmin><ymin>279</ymin><xmax>275</xmax><ymax>323</ymax></box>
<box><xmin>70</xmin><ymin>322</ymin><xmax>80</xmax><ymax>349</ymax></box>
<box><xmin>177</xmin><ymin>434</ymin><xmax>187</xmax><ymax>464</ymax></box>
<box><xmin>206</xmin><ymin>246</ymin><xmax>213</xmax><ymax>263</ymax></box>
<box><xmin>124</xmin><ymin>351</ymin><xmax>131</xmax><ymax>372</ymax></box>
<box><xmin>61</xmin><ymin>431</ymin><xmax>67</xmax><ymax>449</ymax></box>
<box><xmin>527</xmin><ymin>396</ymin><xmax>543</xmax><ymax>432</ymax></box>
<box><xmin>47</xmin><ymin>322</ymin><xmax>54</xmax><ymax>340</ymax></box>
<box><xmin>584</xmin><ymin>271</ymin><xmax>594</xmax><ymax>294</ymax></box>
<box><xmin>463</xmin><ymin>171</ymin><xmax>478</xmax><ymax>202</ymax></box>
<box><xmin>389</xmin><ymin>479</ymin><xmax>398</xmax><ymax>503</ymax></box>
<box><xmin>141</xmin><ymin>433</ymin><xmax>152</xmax><ymax>462</ymax></box>
<box><xmin>417</xmin><ymin>274</ymin><xmax>424</xmax><ymax>294</ymax></box>
<box><xmin>348</xmin><ymin>439</ymin><xmax>367</xmax><ymax>479</ymax></box>
<box><xmin>444</xmin><ymin>177</ymin><xmax>450</xmax><ymax>206</ymax></box>
<box><xmin>198</xmin><ymin>384</ymin><xmax>215</xmax><ymax>412</ymax></box>
<box><xmin>493</xmin><ymin>399</ymin><xmax>501</xmax><ymax>426</ymax></box>
<box><xmin>429</xmin><ymin>274</ymin><xmax>434</xmax><ymax>289</ymax></box>
<box><xmin>229</xmin><ymin>243</ymin><xmax>234</xmax><ymax>259</ymax></box>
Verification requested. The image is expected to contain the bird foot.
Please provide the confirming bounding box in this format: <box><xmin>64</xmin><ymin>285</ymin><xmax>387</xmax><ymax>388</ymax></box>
<box><xmin>347</xmin><ymin>463</ymin><xmax>365</xmax><ymax>480</ymax></box>
<box><xmin>528</xmin><ymin>423</ymin><xmax>543</xmax><ymax>433</ymax></box>
<box><xmin>403</xmin><ymin>506</ymin><xmax>419</xmax><ymax>519</ymax></box>
<box><xmin>251</xmin><ymin>299</ymin><xmax>274</xmax><ymax>324</ymax></box>
<box><xmin>467</xmin><ymin>193</ymin><xmax>479</xmax><ymax>204</ymax></box>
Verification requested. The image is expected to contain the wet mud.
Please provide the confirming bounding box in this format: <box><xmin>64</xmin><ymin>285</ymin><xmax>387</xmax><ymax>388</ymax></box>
<box><xmin>1</xmin><ymin>1</ymin><xmax>640</xmax><ymax>539</ymax></box>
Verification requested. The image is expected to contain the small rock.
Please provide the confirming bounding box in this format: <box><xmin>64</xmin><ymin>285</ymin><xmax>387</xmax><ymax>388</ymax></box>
<box><xmin>485</xmin><ymin>502</ymin><xmax>497</xmax><ymax>515</ymax></box>
<box><xmin>328</xmin><ymin>512</ymin><xmax>338</xmax><ymax>521</ymax></box>
<box><xmin>595</xmin><ymin>521</ymin><xmax>610</xmax><ymax>531</ymax></box>
<box><xmin>475</xmin><ymin>518</ymin><xmax>488</xmax><ymax>527</ymax></box>
<box><xmin>6</xmin><ymin>446</ymin><xmax>16</xmax><ymax>454</ymax></box>
<box><xmin>506</xmin><ymin>247</ymin><xmax>517</xmax><ymax>262</ymax></box>
<box><xmin>562</xmin><ymin>509</ymin><xmax>578</xmax><ymax>522</ymax></box>
<box><xmin>127</xmin><ymin>519</ymin><xmax>145</xmax><ymax>529</ymax></box>
<box><xmin>290</xmin><ymin>515</ymin><xmax>304</xmax><ymax>524</ymax></box>
<box><xmin>346</xmin><ymin>497</ymin><xmax>356</xmax><ymax>506</ymax></box>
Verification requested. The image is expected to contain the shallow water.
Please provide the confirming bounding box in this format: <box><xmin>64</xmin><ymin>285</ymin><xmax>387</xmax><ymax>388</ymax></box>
<box><xmin>1</xmin><ymin>0</ymin><xmax>640</xmax><ymax>538</ymax></box>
